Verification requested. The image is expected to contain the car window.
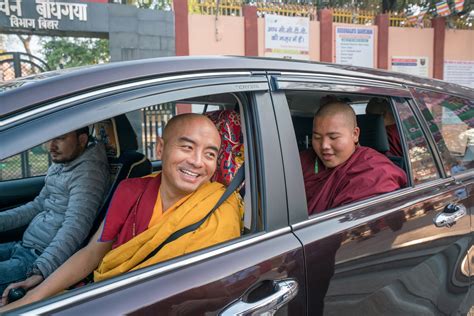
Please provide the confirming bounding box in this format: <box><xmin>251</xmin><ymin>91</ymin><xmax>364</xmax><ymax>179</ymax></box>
<box><xmin>0</xmin><ymin>90</ymin><xmax>261</xmax><ymax>284</ymax></box>
<box><xmin>92</xmin><ymin>93</ymin><xmax>256</xmax><ymax>233</ymax></box>
<box><xmin>392</xmin><ymin>97</ymin><xmax>440</xmax><ymax>184</ymax></box>
<box><xmin>0</xmin><ymin>145</ymin><xmax>50</xmax><ymax>181</ymax></box>
<box><xmin>412</xmin><ymin>89</ymin><xmax>474</xmax><ymax>176</ymax></box>
<box><xmin>284</xmin><ymin>90</ymin><xmax>407</xmax><ymax>216</ymax></box>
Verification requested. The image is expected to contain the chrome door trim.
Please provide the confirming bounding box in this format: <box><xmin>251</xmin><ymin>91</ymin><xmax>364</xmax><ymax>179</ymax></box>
<box><xmin>292</xmin><ymin>178</ymin><xmax>455</xmax><ymax>230</ymax></box>
<box><xmin>273</xmin><ymin>74</ymin><xmax>411</xmax><ymax>97</ymax></box>
<box><xmin>219</xmin><ymin>279</ymin><xmax>299</xmax><ymax>316</ymax></box>
<box><xmin>0</xmin><ymin>72</ymin><xmax>252</xmax><ymax>128</ymax></box>
<box><xmin>22</xmin><ymin>227</ymin><xmax>293</xmax><ymax>314</ymax></box>
<box><xmin>454</xmin><ymin>170</ymin><xmax>474</xmax><ymax>183</ymax></box>
<box><xmin>277</xmin><ymin>72</ymin><xmax>407</xmax><ymax>88</ymax></box>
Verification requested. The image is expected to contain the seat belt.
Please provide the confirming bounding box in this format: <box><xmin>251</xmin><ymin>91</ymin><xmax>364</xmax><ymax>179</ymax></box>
<box><xmin>137</xmin><ymin>163</ymin><xmax>245</xmax><ymax>266</ymax></box>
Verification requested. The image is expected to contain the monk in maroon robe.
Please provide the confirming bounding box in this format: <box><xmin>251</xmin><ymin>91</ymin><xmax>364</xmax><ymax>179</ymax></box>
<box><xmin>366</xmin><ymin>97</ymin><xmax>403</xmax><ymax>157</ymax></box>
<box><xmin>302</xmin><ymin>101</ymin><xmax>407</xmax><ymax>215</ymax></box>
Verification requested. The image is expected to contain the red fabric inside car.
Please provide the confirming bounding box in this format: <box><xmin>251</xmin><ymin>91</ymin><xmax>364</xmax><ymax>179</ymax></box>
<box><xmin>205</xmin><ymin>110</ymin><xmax>243</xmax><ymax>186</ymax></box>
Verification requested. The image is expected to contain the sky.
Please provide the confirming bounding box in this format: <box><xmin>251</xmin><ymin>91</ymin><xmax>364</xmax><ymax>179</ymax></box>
<box><xmin>1</xmin><ymin>34</ymin><xmax>44</xmax><ymax>57</ymax></box>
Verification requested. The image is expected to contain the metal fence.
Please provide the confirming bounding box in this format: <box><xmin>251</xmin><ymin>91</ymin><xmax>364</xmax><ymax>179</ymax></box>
<box><xmin>141</xmin><ymin>103</ymin><xmax>175</xmax><ymax>161</ymax></box>
<box><xmin>332</xmin><ymin>8</ymin><xmax>376</xmax><ymax>24</ymax></box>
<box><xmin>0</xmin><ymin>52</ymin><xmax>51</xmax><ymax>181</ymax></box>
<box><xmin>0</xmin><ymin>145</ymin><xmax>51</xmax><ymax>181</ymax></box>
<box><xmin>388</xmin><ymin>12</ymin><xmax>432</xmax><ymax>28</ymax></box>
<box><xmin>186</xmin><ymin>0</ymin><xmax>472</xmax><ymax>29</ymax></box>
<box><xmin>189</xmin><ymin>0</ymin><xmax>242</xmax><ymax>16</ymax></box>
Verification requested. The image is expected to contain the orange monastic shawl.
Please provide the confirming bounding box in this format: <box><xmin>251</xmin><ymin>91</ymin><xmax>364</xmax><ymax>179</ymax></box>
<box><xmin>94</xmin><ymin>181</ymin><xmax>243</xmax><ymax>282</ymax></box>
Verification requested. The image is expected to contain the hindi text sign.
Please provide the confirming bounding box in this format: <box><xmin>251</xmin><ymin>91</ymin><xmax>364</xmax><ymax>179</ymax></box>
<box><xmin>335</xmin><ymin>26</ymin><xmax>375</xmax><ymax>68</ymax></box>
<box><xmin>444</xmin><ymin>60</ymin><xmax>474</xmax><ymax>88</ymax></box>
<box><xmin>265</xmin><ymin>14</ymin><xmax>310</xmax><ymax>60</ymax></box>
<box><xmin>0</xmin><ymin>0</ymin><xmax>87</xmax><ymax>31</ymax></box>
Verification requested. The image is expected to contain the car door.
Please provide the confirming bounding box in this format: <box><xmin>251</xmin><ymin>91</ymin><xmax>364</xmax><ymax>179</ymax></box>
<box><xmin>410</xmin><ymin>88</ymin><xmax>474</xmax><ymax>313</ymax></box>
<box><xmin>0</xmin><ymin>147</ymin><xmax>49</xmax><ymax>243</ymax></box>
<box><xmin>270</xmin><ymin>73</ymin><xmax>472</xmax><ymax>315</ymax></box>
<box><xmin>2</xmin><ymin>71</ymin><xmax>306</xmax><ymax>315</ymax></box>
<box><xmin>0</xmin><ymin>143</ymin><xmax>49</xmax><ymax>229</ymax></box>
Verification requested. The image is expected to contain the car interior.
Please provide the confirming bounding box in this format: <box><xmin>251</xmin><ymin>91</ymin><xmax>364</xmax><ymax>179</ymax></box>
<box><xmin>0</xmin><ymin>92</ymin><xmax>259</xmax><ymax>255</ymax></box>
<box><xmin>286</xmin><ymin>91</ymin><xmax>407</xmax><ymax>173</ymax></box>
<box><xmin>0</xmin><ymin>90</ymin><xmax>408</xmax><ymax>242</ymax></box>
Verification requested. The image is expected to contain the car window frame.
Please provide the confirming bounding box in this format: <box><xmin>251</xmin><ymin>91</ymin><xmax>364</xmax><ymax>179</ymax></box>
<box><xmin>391</xmin><ymin>96</ymin><xmax>441</xmax><ymax>186</ymax></box>
<box><xmin>269</xmin><ymin>73</ymin><xmax>427</xmax><ymax>226</ymax></box>
<box><xmin>0</xmin><ymin>74</ymin><xmax>268</xmax><ymax>159</ymax></box>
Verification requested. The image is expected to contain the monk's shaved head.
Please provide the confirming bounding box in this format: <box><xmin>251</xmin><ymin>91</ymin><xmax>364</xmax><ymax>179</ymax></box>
<box><xmin>315</xmin><ymin>101</ymin><xmax>357</xmax><ymax>129</ymax></box>
<box><xmin>163</xmin><ymin>113</ymin><xmax>219</xmax><ymax>142</ymax></box>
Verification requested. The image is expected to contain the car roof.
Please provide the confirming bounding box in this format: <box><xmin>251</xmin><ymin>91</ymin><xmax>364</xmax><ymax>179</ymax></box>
<box><xmin>1</xmin><ymin>55</ymin><xmax>473</xmax><ymax>118</ymax></box>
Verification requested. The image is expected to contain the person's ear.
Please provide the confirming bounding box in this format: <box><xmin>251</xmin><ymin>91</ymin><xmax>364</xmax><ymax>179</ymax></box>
<box><xmin>156</xmin><ymin>136</ymin><xmax>164</xmax><ymax>160</ymax></box>
<box><xmin>78</xmin><ymin>133</ymin><xmax>88</xmax><ymax>149</ymax></box>
<box><xmin>353</xmin><ymin>126</ymin><xmax>360</xmax><ymax>144</ymax></box>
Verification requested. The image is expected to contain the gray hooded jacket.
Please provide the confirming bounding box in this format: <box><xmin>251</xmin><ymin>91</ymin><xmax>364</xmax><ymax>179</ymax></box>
<box><xmin>0</xmin><ymin>143</ymin><xmax>110</xmax><ymax>278</ymax></box>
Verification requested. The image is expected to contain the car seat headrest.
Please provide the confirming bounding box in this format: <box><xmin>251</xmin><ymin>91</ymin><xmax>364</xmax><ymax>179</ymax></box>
<box><xmin>292</xmin><ymin>116</ymin><xmax>313</xmax><ymax>151</ymax></box>
<box><xmin>356</xmin><ymin>114</ymin><xmax>389</xmax><ymax>153</ymax></box>
<box><xmin>94</xmin><ymin>115</ymin><xmax>138</xmax><ymax>158</ymax></box>
<box><xmin>205</xmin><ymin>110</ymin><xmax>243</xmax><ymax>186</ymax></box>
<box><xmin>114</xmin><ymin>114</ymin><xmax>138</xmax><ymax>152</ymax></box>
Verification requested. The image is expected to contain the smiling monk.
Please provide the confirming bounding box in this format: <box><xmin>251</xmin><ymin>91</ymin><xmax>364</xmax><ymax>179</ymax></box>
<box><xmin>301</xmin><ymin>101</ymin><xmax>407</xmax><ymax>215</ymax></box>
<box><xmin>2</xmin><ymin>113</ymin><xmax>243</xmax><ymax>310</ymax></box>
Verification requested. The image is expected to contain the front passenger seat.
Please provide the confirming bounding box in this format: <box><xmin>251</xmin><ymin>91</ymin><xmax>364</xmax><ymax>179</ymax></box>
<box><xmin>88</xmin><ymin>114</ymin><xmax>152</xmax><ymax>239</ymax></box>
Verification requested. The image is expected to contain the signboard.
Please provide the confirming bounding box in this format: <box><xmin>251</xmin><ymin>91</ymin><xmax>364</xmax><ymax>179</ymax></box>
<box><xmin>335</xmin><ymin>26</ymin><xmax>374</xmax><ymax>68</ymax></box>
<box><xmin>265</xmin><ymin>14</ymin><xmax>309</xmax><ymax>60</ymax></box>
<box><xmin>0</xmin><ymin>0</ymin><xmax>88</xmax><ymax>31</ymax></box>
<box><xmin>391</xmin><ymin>56</ymin><xmax>429</xmax><ymax>77</ymax></box>
<box><xmin>444</xmin><ymin>60</ymin><xmax>474</xmax><ymax>88</ymax></box>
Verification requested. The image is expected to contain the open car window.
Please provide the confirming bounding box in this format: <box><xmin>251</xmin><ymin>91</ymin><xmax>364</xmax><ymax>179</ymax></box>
<box><xmin>0</xmin><ymin>89</ymin><xmax>264</xmax><ymax>309</ymax></box>
<box><xmin>284</xmin><ymin>89</ymin><xmax>411</xmax><ymax>216</ymax></box>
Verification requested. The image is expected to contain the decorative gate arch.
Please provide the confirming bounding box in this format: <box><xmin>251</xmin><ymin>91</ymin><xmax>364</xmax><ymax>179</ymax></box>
<box><xmin>0</xmin><ymin>51</ymin><xmax>50</xmax><ymax>81</ymax></box>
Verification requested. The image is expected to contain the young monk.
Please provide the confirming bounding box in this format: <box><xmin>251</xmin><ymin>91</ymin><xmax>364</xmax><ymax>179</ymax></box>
<box><xmin>301</xmin><ymin>101</ymin><xmax>407</xmax><ymax>215</ymax></box>
<box><xmin>366</xmin><ymin>97</ymin><xmax>403</xmax><ymax>157</ymax></box>
<box><xmin>1</xmin><ymin>113</ymin><xmax>243</xmax><ymax>310</ymax></box>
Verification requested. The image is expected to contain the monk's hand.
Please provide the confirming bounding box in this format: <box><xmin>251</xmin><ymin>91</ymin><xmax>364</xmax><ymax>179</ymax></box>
<box><xmin>1</xmin><ymin>275</ymin><xmax>44</xmax><ymax>306</ymax></box>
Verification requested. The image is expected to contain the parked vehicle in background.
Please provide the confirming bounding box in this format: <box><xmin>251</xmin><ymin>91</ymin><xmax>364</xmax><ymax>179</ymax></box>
<box><xmin>1</xmin><ymin>56</ymin><xmax>473</xmax><ymax>315</ymax></box>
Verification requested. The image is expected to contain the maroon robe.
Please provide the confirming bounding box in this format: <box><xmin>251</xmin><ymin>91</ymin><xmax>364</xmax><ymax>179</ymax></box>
<box><xmin>100</xmin><ymin>174</ymin><xmax>161</xmax><ymax>249</ymax></box>
<box><xmin>301</xmin><ymin>146</ymin><xmax>407</xmax><ymax>215</ymax></box>
<box><xmin>386</xmin><ymin>124</ymin><xmax>403</xmax><ymax>157</ymax></box>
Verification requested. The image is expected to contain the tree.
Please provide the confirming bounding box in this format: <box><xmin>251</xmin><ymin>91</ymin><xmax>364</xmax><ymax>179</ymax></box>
<box><xmin>0</xmin><ymin>35</ymin><xmax>5</xmax><ymax>52</ymax></box>
<box><xmin>40</xmin><ymin>37</ymin><xmax>109</xmax><ymax>70</ymax></box>
<box><xmin>17</xmin><ymin>35</ymin><xmax>33</xmax><ymax>55</ymax></box>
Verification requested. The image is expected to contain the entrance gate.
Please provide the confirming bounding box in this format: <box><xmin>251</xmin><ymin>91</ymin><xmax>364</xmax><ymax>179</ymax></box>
<box><xmin>0</xmin><ymin>51</ymin><xmax>50</xmax><ymax>81</ymax></box>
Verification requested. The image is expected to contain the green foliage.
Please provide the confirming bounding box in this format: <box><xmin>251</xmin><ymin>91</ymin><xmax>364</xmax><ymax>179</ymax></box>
<box><xmin>40</xmin><ymin>37</ymin><xmax>109</xmax><ymax>70</ymax></box>
<box><xmin>133</xmin><ymin>0</ymin><xmax>172</xmax><ymax>10</ymax></box>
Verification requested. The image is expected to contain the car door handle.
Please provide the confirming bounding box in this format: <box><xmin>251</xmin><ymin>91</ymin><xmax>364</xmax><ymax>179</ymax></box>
<box><xmin>219</xmin><ymin>279</ymin><xmax>299</xmax><ymax>316</ymax></box>
<box><xmin>433</xmin><ymin>203</ymin><xmax>467</xmax><ymax>228</ymax></box>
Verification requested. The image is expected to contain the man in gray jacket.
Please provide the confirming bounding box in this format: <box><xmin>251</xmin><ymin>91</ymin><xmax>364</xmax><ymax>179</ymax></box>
<box><xmin>0</xmin><ymin>127</ymin><xmax>110</xmax><ymax>293</ymax></box>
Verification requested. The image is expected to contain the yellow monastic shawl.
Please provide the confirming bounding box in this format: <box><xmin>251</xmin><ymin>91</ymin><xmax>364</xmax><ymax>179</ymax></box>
<box><xmin>94</xmin><ymin>181</ymin><xmax>243</xmax><ymax>281</ymax></box>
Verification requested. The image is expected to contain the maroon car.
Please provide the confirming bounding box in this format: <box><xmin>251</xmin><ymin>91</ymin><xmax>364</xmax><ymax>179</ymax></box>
<box><xmin>1</xmin><ymin>56</ymin><xmax>473</xmax><ymax>315</ymax></box>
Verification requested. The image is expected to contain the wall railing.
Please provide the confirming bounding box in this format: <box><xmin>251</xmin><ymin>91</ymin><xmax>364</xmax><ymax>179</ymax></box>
<box><xmin>184</xmin><ymin>0</ymin><xmax>472</xmax><ymax>29</ymax></box>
